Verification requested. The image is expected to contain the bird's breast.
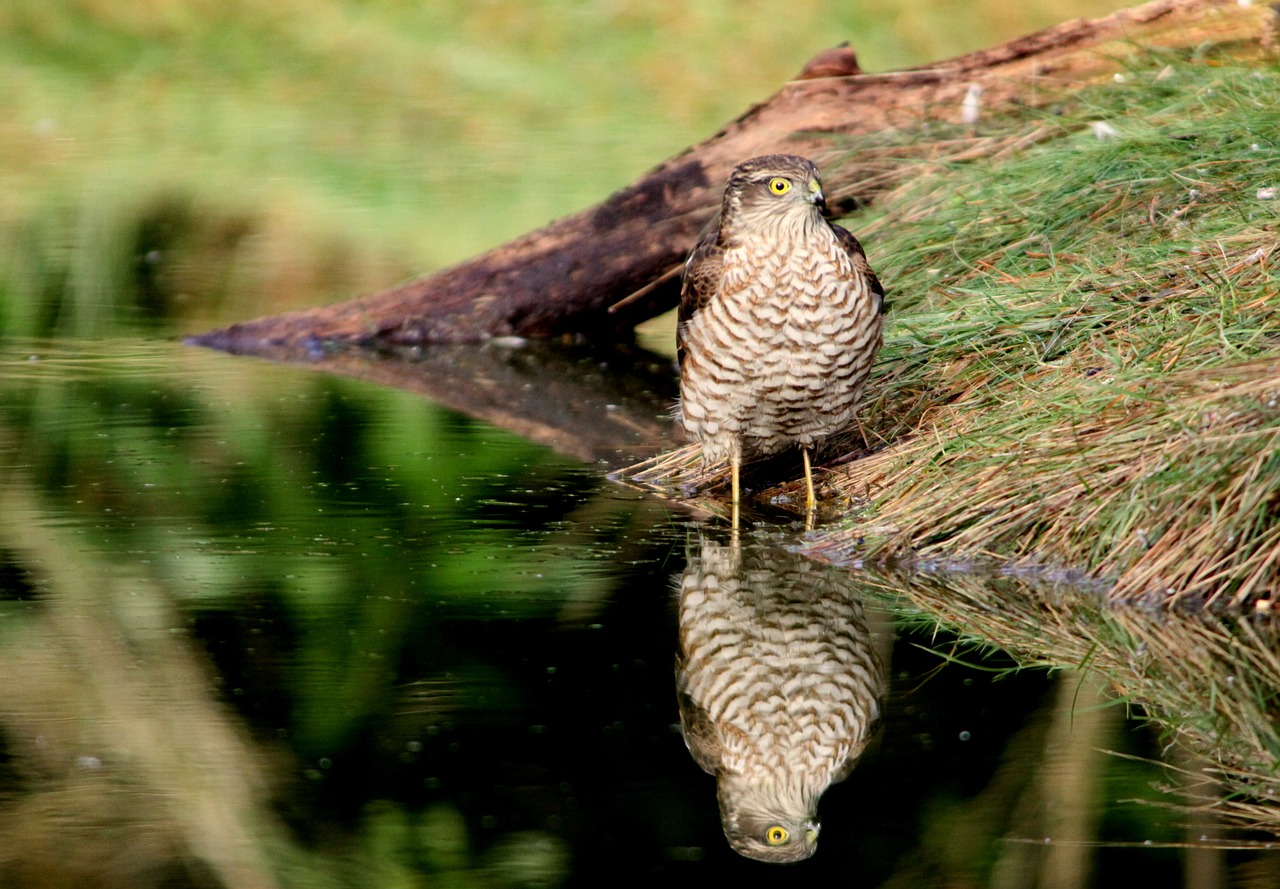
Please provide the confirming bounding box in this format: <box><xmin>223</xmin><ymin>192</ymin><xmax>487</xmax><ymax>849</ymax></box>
<box><xmin>678</xmin><ymin>226</ymin><xmax>883</xmax><ymax>455</ymax></box>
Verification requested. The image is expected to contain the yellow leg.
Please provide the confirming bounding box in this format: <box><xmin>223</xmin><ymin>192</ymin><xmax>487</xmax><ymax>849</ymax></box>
<box><xmin>730</xmin><ymin>451</ymin><xmax>741</xmax><ymax>530</ymax></box>
<box><xmin>802</xmin><ymin>448</ymin><xmax>817</xmax><ymax>515</ymax></box>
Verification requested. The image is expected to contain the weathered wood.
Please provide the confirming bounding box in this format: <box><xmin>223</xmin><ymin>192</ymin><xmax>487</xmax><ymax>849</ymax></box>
<box><xmin>189</xmin><ymin>0</ymin><xmax>1274</xmax><ymax>354</ymax></box>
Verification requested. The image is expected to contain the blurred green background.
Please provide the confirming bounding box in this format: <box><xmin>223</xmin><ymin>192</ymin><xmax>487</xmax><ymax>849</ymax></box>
<box><xmin>10</xmin><ymin>4</ymin><xmax>1262</xmax><ymax>887</ymax></box>
<box><xmin>0</xmin><ymin>0</ymin><xmax>1133</xmax><ymax>337</ymax></box>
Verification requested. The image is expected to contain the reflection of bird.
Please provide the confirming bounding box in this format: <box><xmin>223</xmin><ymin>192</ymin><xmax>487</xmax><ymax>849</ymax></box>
<box><xmin>677</xmin><ymin>154</ymin><xmax>886</xmax><ymax>520</ymax></box>
<box><xmin>676</xmin><ymin>535</ymin><xmax>884</xmax><ymax>862</ymax></box>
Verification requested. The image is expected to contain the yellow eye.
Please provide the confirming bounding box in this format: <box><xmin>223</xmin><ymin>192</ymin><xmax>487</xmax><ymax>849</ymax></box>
<box><xmin>765</xmin><ymin>825</ymin><xmax>789</xmax><ymax>845</ymax></box>
<box><xmin>768</xmin><ymin>178</ymin><xmax>791</xmax><ymax>195</ymax></box>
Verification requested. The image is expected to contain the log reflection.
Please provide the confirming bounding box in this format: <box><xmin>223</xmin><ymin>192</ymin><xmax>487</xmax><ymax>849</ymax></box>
<box><xmin>200</xmin><ymin>339</ymin><xmax>680</xmax><ymax>467</ymax></box>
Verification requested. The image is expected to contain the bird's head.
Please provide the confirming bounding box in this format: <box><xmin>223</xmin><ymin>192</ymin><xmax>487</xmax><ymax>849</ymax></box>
<box><xmin>716</xmin><ymin>773</ymin><xmax>821</xmax><ymax>863</ymax></box>
<box><xmin>722</xmin><ymin>154</ymin><xmax>827</xmax><ymax>232</ymax></box>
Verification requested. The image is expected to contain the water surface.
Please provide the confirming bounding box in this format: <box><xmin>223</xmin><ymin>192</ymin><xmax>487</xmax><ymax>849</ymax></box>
<box><xmin>0</xmin><ymin>336</ymin><xmax>1275</xmax><ymax>887</ymax></box>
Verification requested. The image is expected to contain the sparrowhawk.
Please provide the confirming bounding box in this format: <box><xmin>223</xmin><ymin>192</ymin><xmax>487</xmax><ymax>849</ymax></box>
<box><xmin>677</xmin><ymin>154</ymin><xmax>886</xmax><ymax>523</ymax></box>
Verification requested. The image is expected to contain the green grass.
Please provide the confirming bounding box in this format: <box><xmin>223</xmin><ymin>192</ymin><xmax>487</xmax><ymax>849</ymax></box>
<box><xmin>0</xmin><ymin>0</ymin><xmax>1133</xmax><ymax>337</ymax></box>
<box><xmin>808</xmin><ymin>53</ymin><xmax>1280</xmax><ymax>606</ymax></box>
<box><xmin>629</xmin><ymin>49</ymin><xmax>1280</xmax><ymax>606</ymax></box>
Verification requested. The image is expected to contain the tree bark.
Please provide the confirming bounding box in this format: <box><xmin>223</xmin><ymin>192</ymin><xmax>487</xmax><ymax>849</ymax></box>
<box><xmin>189</xmin><ymin>0</ymin><xmax>1275</xmax><ymax>354</ymax></box>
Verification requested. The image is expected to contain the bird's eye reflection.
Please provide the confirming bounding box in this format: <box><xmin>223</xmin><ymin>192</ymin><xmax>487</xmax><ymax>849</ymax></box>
<box><xmin>768</xmin><ymin>177</ymin><xmax>791</xmax><ymax>194</ymax></box>
<box><xmin>675</xmin><ymin>532</ymin><xmax>887</xmax><ymax>862</ymax></box>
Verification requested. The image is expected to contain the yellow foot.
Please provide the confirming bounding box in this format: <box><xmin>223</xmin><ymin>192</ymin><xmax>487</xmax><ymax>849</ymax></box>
<box><xmin>802</xmin><ymin>448</ymin><xmax>817</xmax><ymax>514</ymax></box>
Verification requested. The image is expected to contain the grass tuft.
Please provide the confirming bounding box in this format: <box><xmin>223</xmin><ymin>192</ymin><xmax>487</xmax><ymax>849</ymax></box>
<box><xmin>632</xmin><ymin>51</ymin><xmax>1280</xmax><ymax>606</ymax></box>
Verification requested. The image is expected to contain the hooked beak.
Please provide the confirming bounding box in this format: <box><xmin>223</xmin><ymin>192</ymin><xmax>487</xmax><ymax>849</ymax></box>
<box><xmin>806</xmin><ymin>178</ymin><xmax>827</xmax><ymax>213</ymax></box>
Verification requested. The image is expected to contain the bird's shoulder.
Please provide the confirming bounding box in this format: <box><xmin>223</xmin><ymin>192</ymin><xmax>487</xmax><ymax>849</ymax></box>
<box><xmin>676</xmin><ymin>218</ymin><xmax>727</xmax><ymax>370</ymax></box>
<box><xmin>830</xmin><ymin>222</ymin><xmax>888</xmax><ymax>315</ymax></box>
<box><xmin>678</xmin><ymin>218</ymin><xmax>726</xmax><ymax>327</ymax></box>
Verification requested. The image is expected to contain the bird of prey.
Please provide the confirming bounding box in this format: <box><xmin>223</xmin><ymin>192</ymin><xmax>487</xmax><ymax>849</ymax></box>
<box><xmin>677</xmin><ymin>154</ymin><xmax>885</xmax><ymax>524</ymax></box>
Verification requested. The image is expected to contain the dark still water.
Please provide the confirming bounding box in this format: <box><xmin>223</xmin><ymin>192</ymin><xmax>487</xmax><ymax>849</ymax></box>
<box><xmin>0</xmin><ymin>337</ymin><xmax>1275</xmax><ymax>888</ymax></box>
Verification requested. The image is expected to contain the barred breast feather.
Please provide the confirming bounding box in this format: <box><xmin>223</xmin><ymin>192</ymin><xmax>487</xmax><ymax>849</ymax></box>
<box><xmin>677</xmin><ymin>165</ymin><xmax>886</xmax><ymax>470</ymax></box>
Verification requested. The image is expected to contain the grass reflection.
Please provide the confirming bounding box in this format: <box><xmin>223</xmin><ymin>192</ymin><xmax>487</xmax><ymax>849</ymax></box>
<box><xmin>0</xmin><ymin>483</ymin><xmax>284</xmax><ymax>888</ymax></box>
<box><xmin>849</xmin><ymin>560</ymin><xmax>1280</xmax><ymax>841</ymax></box>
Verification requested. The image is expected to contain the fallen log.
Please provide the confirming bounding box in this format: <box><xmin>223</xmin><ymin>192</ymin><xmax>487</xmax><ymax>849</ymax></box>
<box><xmin>189</xmin><ymin>0</ymin><xmax>1275</xmax><ymax>354</ymax></box>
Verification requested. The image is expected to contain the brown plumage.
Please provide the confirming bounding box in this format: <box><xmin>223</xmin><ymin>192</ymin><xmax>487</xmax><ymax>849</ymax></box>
<box><xmin>676</xmin><ymin>534</ymin><xmax>884</xmax><ymax>862</ymax></box>
<box><xmin>677</xmin><ymin>154</ymin><xmax>885</xmax><ymax>520</ymax></box>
